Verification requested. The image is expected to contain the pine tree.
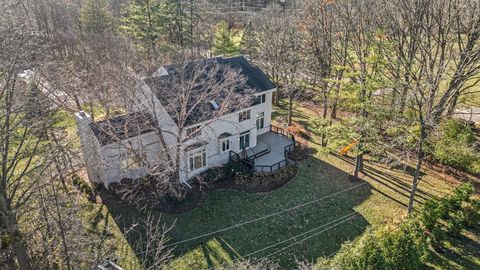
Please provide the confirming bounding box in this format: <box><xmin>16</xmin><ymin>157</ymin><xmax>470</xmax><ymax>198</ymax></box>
<box><xmin>239</xmin><ymin>21</ymin><xmax>257</xmax><ymax>57</ymax></box>
<box><xmin>212</xmin><ymin>21</ymin><xmax>239</xmax><ymax>57</ymax></box>
<box><xmin>160</xmin><ymin>0</ymin><xmax>192</xmax><ymax>48</ymax></box>
<box><xmin>80</xmin><ymin>0</ymin><xmax>115</xmax><ymax>34</ymax></box>
<box><xmin>119</xmin><ymin>0</ymin><xmax>164</xmax><ymax>57</ymax></box>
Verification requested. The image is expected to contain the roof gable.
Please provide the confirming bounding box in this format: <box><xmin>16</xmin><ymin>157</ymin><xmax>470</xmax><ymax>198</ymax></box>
<box><xmin>143</xmin><ymin>56</ymin><xmax>273</xmax><ymax>127</ymax></box>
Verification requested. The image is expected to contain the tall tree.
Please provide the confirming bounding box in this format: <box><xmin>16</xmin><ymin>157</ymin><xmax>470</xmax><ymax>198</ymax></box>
<box><xmin>120</xmin><ymin>0</ymin><xmax>164</xmax><ymax>58</ymax></box>
<box><xmin>80</xmin><ymin>0</ymin><xmax>115</xmax><ymax>35</ymax></box>
<box><xmin>381</xmin><ymin>0</ymin><xmax>480</xmax><ymax>213</ymax></box>
<box><xmin>0</xmin><ymin>22</ymin><xmax>53</xmax><ymax>270</ymax></box>
<box><xmin>212</xmin><ymin>21</ymin><xmax>239</xmax><ymax>57</ymax></box>
<box><xmin>239</xmin><ymin>21</ymin><xmax>258</xmax><ymax>58</ymax></box>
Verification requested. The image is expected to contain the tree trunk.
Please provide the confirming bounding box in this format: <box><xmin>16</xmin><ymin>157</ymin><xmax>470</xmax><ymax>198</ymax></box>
<box><xmin>359</xmin><ymin>153</ymin><xmax>364</xmax><ymax>172</ymax></box>
<box><xmin>52</xmin><ymin>187</ymin><xmax>73</xmax><ymax>270</ymax></box>
<box><xmin>390</xmin><ymin>88</ymin><xmax>397</xmax><ymax>117</ymax></box>
<box><xmin>13</xmin><ymin>239</ymin><xmax>32</xmax><ymax>270</ymax></box>
<box><xmin>287</xmin><ymin>95</ymin><xmax>293</xmax><ymax>126</ymax></box>
<box><xmin>446</xmin><ymin>91</ymin><xmax>460</xmax><ymax>116</ymax></box>
<box><xmin>407</xmin><ymin>126</ymin><xmax>426</xmax><ymax>214</ymax></box>
<box><xmin>275</xmin><ymin>88</ymin><xmax>280</xmax><ymax>106</ymax></box>
<box><xmin>353</xmin><ymin>155</ymin><xmax>360</xmax><ymax>180</ymax></box>
<box><xmin>331</xmin><ymin>100</ymin><xmax>337</xmax><ymax>120</ymax></box>
<box><xmin>399</xmin><ymin>78</ymin><xmax>409</xmax><ymax>115</ymax></box>
<box><xmin>321</xmin><ymin>89</ymin><xmax>328</xmax><ymax>147</ymax></box>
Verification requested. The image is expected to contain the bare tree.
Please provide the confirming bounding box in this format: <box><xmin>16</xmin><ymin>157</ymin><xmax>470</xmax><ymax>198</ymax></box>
<box><xmin>122</xmin><ymin>213</ymin><xmax>174</xmax><ymax>270</ymax></box>
<box><xmin>300</xmin><ymin>0</ymin><xmax>351</xmax><ymax>145</ymax></box>
<box><xmin>256</xmin><ymin>12</ymin><xmax>303</xmax><ymax>125</ymax></box>
<box><xmin>381</xmin><ymin>0</ymin><xmax>480</xmax><ymax>213</ymax></box>
<box><xmin>0</xmin><ymin>9</ymin><xmax>59</xmax><ymax>267</ymax></box>
<box><xmin>90</xmin><ymin>59</ymin><xmax>254</xmax><ymax>201</ymax></box>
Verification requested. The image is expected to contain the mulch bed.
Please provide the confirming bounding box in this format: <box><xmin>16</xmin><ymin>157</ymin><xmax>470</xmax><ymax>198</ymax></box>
<box><xmin>210</xmin><ymin>165</ymin><xmax>298</xmax><ymax>194</ymax></box>
<box><xmin>100</xmin><ymin>164</ymin><xmax>298</xmax><ymax>214</ymax></box>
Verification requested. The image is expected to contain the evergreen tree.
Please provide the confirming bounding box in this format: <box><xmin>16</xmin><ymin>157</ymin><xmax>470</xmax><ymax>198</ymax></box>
<box><xmin>160</xmin><ymin>0</ymin><xmax>192</xmax><ymax>48</ymax></box>
<box><xmin>212</xmin><ymin>21</ymin><xmax>239</xmax><ymax>57</ymax></box>
<box><xmin>120</xmin><ymin>0</ymin><xmax>164</xmax><ymax>57</ymax></box>
<box><xmin>80</xmin><ymin>0</ymin><xmax>115</xmax><ymax>34</ymax></box>
<box><xmin>239</xmin><ymin>21</ymin><xmax>257</xmax><ymax>57</ymax></box>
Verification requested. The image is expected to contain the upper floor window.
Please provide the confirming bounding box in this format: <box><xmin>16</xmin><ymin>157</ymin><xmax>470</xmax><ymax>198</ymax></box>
<box><xmin>256</xmin><ymin>94</ymin><xmax>266</xmax><ymax>104</ymax></box>
<box><xmin>256</xmin><ymin>112</ymin><xmax>265</xmax><ymax>130</ymax></box>
<box><xmin>186</xmin><ymin>125</ymin><xmax>201</xmax><ymax>138</ymax></box>
<box><xmin>239</xmin><ymin>110</ymin><xmax>251</xmax><ymax>122</ymax></box>
<box><xmin>120</xmin><ymin>150</ymin><xmax>144</xmax><ymax>173</ymax></box>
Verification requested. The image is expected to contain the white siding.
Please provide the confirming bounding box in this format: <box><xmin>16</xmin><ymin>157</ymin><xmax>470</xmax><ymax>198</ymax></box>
<box><xmin>179</xmin><ymin>89</ymin><xmax>276</xmax><ymax>181</ymax></box>
<box><xmin>77</xmin><ymin>83</ymin><xmax>276</xmax><ymax>185</ymax></box>
<box><xmin>100</xmin><ymin>132</ymin><xmax>166</xmax><ymax>187</ymax></box>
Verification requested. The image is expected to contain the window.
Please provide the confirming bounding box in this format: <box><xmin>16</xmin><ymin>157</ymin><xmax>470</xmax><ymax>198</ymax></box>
<box><xmin>256</xmin><ymin>112</ymin><xmax>265</xmax><ymax>130</ymax></box>
<box><xmin>239</xmin><ymin>110</ymin><xmax>251</xmax><ymax>122</ymax></box>
<box><xmin>221</xmin><ymin>139</ymin><xmax>230</xmax><ymax>152</ymax></box>
<box><xmin>256</xmin><ymin>94</ymin><xmax>266</xmax><ymax>104</ymax></box>
<box><xmin>189</xmin><ymin>149</ymin><xmax>207</xmax><ymax>171</ymax></box>
<box><xmin>239</xmin><ymin>131</ymin><xmax>250</xmax><ymax>150</ymax></box>
<box><xmin>186</xmin><ymin>125</ymin><xmax>201</xmax><ymax>138</ymax></box>
<box><xmin>120</xmin><ymin>151</ymin><xmax>144</xmax><ymax>173</ymax></box>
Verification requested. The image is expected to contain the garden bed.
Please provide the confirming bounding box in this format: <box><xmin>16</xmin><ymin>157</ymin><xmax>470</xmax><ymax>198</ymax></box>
<box><xmin>104</xmin><ymin>163</ymin><xmax>298</xmax><ymax>214</ymax></box>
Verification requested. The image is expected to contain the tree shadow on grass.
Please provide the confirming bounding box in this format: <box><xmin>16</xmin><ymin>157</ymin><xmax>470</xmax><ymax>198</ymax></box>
<box><xmin>99</xmin><ymin>156</ymin><xmax>373</xmax><ymax>269</ymax></box>
<box><xmin>426</xmin><ymin>226</ymin><xmax>480</xmax><ymax>270</ymax></box>
<box><xmin>333</xmin><ymin>153</ymin><xmax>434</xmax><ymax>204</ymax></box>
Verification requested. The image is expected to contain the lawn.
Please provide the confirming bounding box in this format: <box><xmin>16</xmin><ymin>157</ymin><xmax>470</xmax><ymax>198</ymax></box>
<box><xmin>93</xmin><ymin>101</ymin><xmax>480</xmax><ymax>269</ymax></box>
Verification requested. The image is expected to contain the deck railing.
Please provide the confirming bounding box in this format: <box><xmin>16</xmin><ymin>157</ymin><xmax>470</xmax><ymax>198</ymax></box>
<box><xmin>270</xmin><ymin>124</ymin><xmax>296</xmax><ymax>143</ymax></box>
<box><xmin>228</xmin><ymin>125</ymin><xmax>297</xmax><ymax>174</ymax></box>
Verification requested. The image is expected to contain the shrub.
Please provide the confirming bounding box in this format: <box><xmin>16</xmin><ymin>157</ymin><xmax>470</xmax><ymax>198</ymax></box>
<box><xmin>429</xmin><ymin>118</ymin><xmax>480</xmax><ymax>175</ymax></box>
<box><xmin>421</xmin><ymin>200</ymin><xmax>443</xmax><ymax>231</ymax></box>
<box><xmin>380</xmin><ymin>220</ymin><xmax>429</xmax><ymax>270</ymax></box>
<box><xmin>331</xmin><ymin>228</ymin><xmax>387</xmax><ymax>270</ymax></box>
<box><xmin>329</xmin><ymin>220</ymin><xmax>428</xmax><ymax>270</ymax></box>
<box><xmin>420</xmin><ymin>183</ymin><xmax>476</xmax><ymax>240</ymax></box>
<box><xmin>198</xmin><ymin>167</ymin><xmax>225</xmax><ymax>183</ymax></box>
<box><xmin>463</xmin><ymin>199</ymin><xmax>480</xmax><ymax>227</ymax></box>
<box><xmin>326</xmin><ymin>184</ymin><xmax>477</xmax><ymax>270</ymax></box>
<box><xmin>72</xmin><ymin>174</ymin><xmax>94</xmax><ymax>195</ymax></box>
<box><xmin>223</xmin><ymin>160</ymin><xmax>253</xmax><ymax>178</ymax></box>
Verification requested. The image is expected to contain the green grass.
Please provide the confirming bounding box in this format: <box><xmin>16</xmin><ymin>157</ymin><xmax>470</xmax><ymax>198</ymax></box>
<box><xmin>95</xmin><ymin>100</ymin><xmax>472</xmax><ymax>269</ymax></box>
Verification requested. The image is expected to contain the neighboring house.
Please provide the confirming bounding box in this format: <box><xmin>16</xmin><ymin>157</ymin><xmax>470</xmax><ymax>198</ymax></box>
<box><xmin>76</xmin><ymin>56</ymin><xmax>294</xmax><ymax>188</ymax></box>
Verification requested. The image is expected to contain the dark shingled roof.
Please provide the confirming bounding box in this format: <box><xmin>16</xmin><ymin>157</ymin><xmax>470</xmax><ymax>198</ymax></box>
<box><xmin>143</xmin><ymin>56</ymin><xmax>275</xmax><ymax>127</ymax></box>
<box><xmin>90</xmin><ymin>111</ymin><xmax>156</xmax><ymax>146</ymax></box>
<box><xmin>162</xmin><ymin>56</ymin><xmax>275</xmax><ymax>93</ymax></box>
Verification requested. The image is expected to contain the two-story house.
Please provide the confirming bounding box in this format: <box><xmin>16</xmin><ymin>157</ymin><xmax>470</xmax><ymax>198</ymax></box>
<box><xmin>76</xmin><ymin>56</ymin><xmax>294</xmax><ymax>188</ymax></box>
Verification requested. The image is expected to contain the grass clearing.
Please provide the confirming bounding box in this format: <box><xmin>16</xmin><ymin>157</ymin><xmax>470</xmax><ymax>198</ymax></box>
<box><xmin>89</xmin><ymin>101</ymin><xmax>480</xmax><ymax>269</ymax></box>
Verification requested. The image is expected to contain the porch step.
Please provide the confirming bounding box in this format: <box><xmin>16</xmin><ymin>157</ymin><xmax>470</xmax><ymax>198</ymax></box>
<box><xmin>249</xmin><ymin>148</ymin><xmax>271</xmax><ymax>160</ymax></box>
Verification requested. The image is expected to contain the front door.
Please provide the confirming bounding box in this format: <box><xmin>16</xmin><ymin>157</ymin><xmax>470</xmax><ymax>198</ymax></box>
<box><xmin>239</xmin><ymin>131</ymin><xmax>250</xmax><ymax>150</ymax></box>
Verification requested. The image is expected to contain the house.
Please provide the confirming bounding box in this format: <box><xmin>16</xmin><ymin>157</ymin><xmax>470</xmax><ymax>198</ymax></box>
<box><xmin>76</xmin><ymin>56</ymin><xmax>294</xmax><ymax>188</ymax></box>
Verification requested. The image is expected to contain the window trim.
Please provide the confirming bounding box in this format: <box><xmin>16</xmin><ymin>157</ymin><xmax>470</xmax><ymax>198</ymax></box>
<box><xmin>185</xmin><ymin>125</ymin><xmax>201</xmax><ymax>138</ymax></box>
<box><xmin>256</xmin><ymin>93</ymin><xmax>266</xmax><ymax>104</ymax></box>
<box><xmin>238</xmin><ymin>110</ymin><xmax>251</xmax><ymax>122</ymax></box>
<box><xmin>256</xmin><ymin>112</ymin><xmax>265</xmax><ymax>130</ymax></box>
<box><xmin>220</xmin><ymin>139</ymin><xmax>230</xmax><ymax>153</ymax></box>
<box><xmin>239</xmin><ymin>131</ymin><xmax>250</xmax><ymax>150</ymax></box>
<box><xmin>188</xmin><ymin>148</ymin><xmax>207</xmax><ymax>172</ymax></box>
<box><xmin>120</xmin><ymin>150</ymin><xmax>144</xmax><ymax>173</ymax></box>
